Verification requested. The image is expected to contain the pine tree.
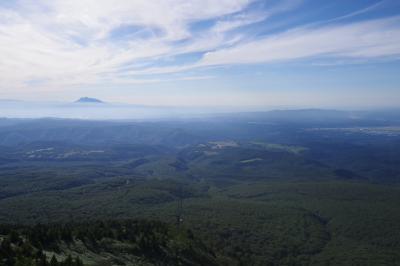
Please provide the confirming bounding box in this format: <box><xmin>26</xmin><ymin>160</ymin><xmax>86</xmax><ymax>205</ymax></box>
<box><xmin>50</xmin><ymin>255</ymin><xmax>58</xmax><ymax>266</ymax></box>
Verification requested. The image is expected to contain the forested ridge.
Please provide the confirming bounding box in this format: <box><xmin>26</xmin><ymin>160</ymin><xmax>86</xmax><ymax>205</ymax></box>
<box><xmin>1</xmin><ymin>117</ymin><xmax>400</xmax><ymax>265</ymax></box>
<box><xmin>0</xmin><ymin>219</ymin><xmax>217</xmax><ymax>266</ymax></box>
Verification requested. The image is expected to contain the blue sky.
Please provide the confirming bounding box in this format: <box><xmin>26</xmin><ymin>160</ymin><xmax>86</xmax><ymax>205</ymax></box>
<box><xmin>0</xmin><ymin>0</ymin><xmax>399</xmax><ymax>109</ymax></box>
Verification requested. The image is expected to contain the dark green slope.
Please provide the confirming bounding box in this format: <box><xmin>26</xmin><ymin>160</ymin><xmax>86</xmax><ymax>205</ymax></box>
<box><xmin>0</xmin><ymin>219</ymin><xmax>218</xmax><ymax>266</ymax></box>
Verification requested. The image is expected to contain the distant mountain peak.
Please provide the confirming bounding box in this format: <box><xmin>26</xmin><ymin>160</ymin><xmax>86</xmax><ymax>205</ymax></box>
<box><xmin>75</xmin><ymin>97</ymin><xmax>104</xmax><ymax>103</ymax></box>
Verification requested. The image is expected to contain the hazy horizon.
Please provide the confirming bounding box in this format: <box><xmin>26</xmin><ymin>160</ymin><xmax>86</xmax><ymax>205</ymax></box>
<box><xmin>1</xmin><ymin>96</ymin><xmax>400</xmax><ymax>120</ymax></box>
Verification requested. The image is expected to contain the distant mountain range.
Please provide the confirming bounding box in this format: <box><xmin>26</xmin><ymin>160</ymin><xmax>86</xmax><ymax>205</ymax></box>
<box><xmin>75</xmin><ymin>97</ymin><xmax>104</xmax><ymax>103</ymax></box>
<box><xmin>1</xmin><ymin>97</ymin><xmax>400</xmax><ymax>121</ymax></box>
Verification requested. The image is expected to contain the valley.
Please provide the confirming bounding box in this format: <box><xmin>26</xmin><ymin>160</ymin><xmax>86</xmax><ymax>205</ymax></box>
<box><xmin>1</xmin><ymin>111</ymin><xmax>400</xmax><ymax>265</ymax></box>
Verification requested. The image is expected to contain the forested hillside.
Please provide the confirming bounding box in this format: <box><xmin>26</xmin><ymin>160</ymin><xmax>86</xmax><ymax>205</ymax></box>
<box><xmin>0</xmin><ymin>114</ymin><xmax>400</xmax><ymax>265</ymax></box>
<box><xmin>0</xmin><ymin>219</ymin><xmax>217</xmax><ymax>266</ymax></box>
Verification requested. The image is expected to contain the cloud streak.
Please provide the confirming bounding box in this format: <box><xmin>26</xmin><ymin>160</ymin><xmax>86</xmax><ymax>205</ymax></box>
<box><xmin>0</xmin><ymin>0</ymin><xmax>399</xmax><ymax>95</ymax></box>
<box><xmin>200</xmin><ymin>16</ymin><xmax>400</xmax><ymax>66</ymax></box>
<box><xmin>0</xmin><ymin>0</ymin><xmax>257</xmax><ymax>89</ymax></box>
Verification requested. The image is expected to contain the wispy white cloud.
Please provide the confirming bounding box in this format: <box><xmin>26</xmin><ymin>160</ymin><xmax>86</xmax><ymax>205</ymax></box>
<box><xmin>315</xmin><ymin>0</ymin><xmax>386</xmax><ymax>25</ymax></box>
<box><xmin>0</xmin><ymin>0</ymin><xmax>257</xmax><ymax>90</ymax></box>
<box><xmin>200</xmin><ymin>17</ymin><xmax>400</xmax><ymax>65</ymax></box>
<box><xmin>113</xmin><ymin>16</ymin><xmax>400</xmax><ymax>76</ymax></box>
<box><xmin>0</xmin><ymin>0</ymin><xmax>399</xmax><ymax>95</ymax></box>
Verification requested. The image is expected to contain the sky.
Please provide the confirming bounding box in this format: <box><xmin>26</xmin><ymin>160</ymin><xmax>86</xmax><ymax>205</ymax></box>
<box><xmin>0</xmin><ymin>0</ymin><xmax>400</xmax><ymax>109</ymax></box>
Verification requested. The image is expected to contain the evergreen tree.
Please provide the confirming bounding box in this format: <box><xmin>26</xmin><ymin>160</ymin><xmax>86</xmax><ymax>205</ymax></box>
<box><xmin>50</xmin><ymin>255</ymin><xmax>58</xmax><ymax>266</ymax></box>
